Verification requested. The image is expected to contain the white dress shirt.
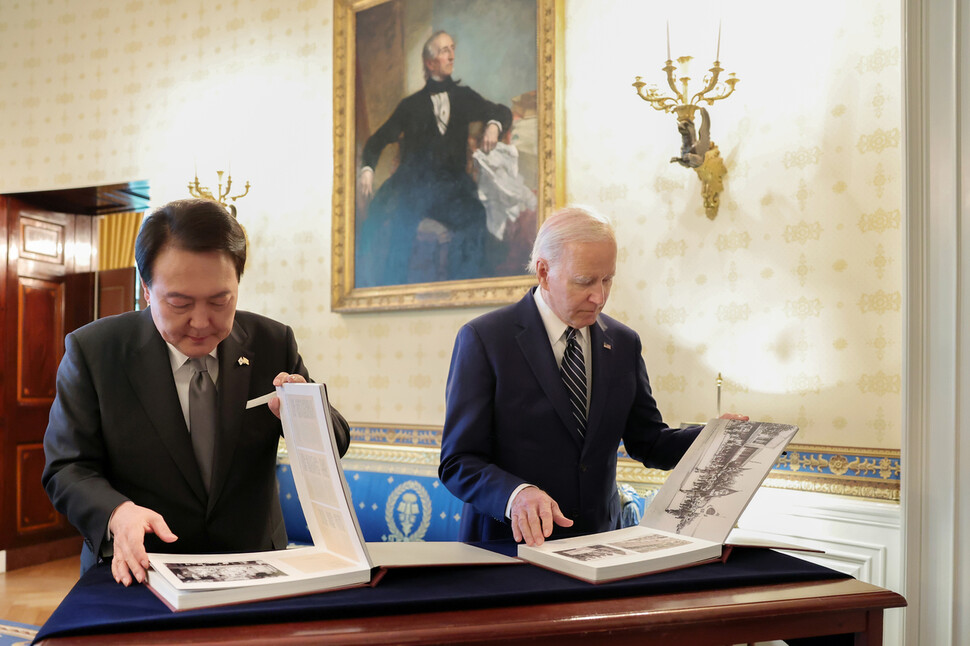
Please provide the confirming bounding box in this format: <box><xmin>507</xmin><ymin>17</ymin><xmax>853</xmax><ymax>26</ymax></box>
<box><xmin>505</xmin><ymin>288</ymin><xmax>593</xmax><ymax>518</ymax></box>
<box><xmin>164</xmin><ymin>344</ymin><xmax>220</xmax><ymax>431</ymax></box>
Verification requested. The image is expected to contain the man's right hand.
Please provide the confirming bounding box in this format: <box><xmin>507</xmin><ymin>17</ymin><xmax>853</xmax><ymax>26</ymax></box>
<box><xmin>358</xmin><ymin>168</ymin><xmax>374</xmax><ymax>200</ymax></box>
<box><xmin>509</xmin><ymin>486</ymin><xmax>573</xmax><ymax>546</ymax></box>
<box><xmin>108</xmin><ymin>501</ymin><xmax>178</xmax><ymax>586</ymax></box>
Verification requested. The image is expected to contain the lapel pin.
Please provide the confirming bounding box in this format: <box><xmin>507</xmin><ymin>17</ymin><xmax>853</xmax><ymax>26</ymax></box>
<box><xmin>603</xmin><ymin>343</ymin><xmax>612</xmax><ymax>350</ymax></box>
<box><xmin>238</xmin><ymin>356</ymin><xmax>250</xmax><ymax>366</ymax></box>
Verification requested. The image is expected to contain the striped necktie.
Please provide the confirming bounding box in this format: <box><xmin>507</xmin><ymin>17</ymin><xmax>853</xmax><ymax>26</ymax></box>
<box><xmin>561</xmin><ymin>327</ymin><xmax>587</xmax><ymax>437</ymax></box>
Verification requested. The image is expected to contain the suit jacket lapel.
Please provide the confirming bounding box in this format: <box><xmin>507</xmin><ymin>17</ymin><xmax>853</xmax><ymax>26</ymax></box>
<box><xmin>126</xmin><ymin>309</ymin><xmax>207</xmax><ymax>502</ymax></box>
<box><xmin>207</xmin><ymin>321</ymin><xmax>254</xmax><ymax>511</ymax></box>
<box><xmin>514</xmin><ymin>290</ymin><xmax>584</xmax><ymax>447</ymax></box>
<box><xmin>585</xmin><ymin>318</ymin><xmax>614</xmax><ymax>445</ymax></box>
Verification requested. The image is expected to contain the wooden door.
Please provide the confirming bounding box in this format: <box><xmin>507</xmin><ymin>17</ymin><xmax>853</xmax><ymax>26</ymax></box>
<box><xmin>0</xmin><ymin>197</ymin><xmax>95</xmax><ymax>567</ymax></box>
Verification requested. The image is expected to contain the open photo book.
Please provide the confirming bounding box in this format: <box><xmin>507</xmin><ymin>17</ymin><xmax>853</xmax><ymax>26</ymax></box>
<box><xmin>146</xmin><ymin>383</ymin><xmax>371</xmax><ymax>611</ymax></box>
<box><xmin>517</xmin><ymin>418</ymin><xmax>799</xmax><ymax>583</ymax></box>
<box><xmin>146</xmin><ymin>382</ymin><xmax>516</xmax><ymax>611</ymax></box>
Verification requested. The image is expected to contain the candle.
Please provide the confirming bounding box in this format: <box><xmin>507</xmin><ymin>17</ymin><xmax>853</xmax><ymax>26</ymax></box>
<box><xmin>666</xmin><ymin>21</ymin><xmax>671</xmax><ymax>61</ymax></box>
<box><xmin>716</xmin><ymin>20</ymin><xmax>721</xmax><ymax>61</ymax></box>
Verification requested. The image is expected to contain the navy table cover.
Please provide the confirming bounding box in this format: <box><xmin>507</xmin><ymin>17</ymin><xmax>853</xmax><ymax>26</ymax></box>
<box><xmin>34</xmin><ymin>545</ymin><xmax>849</xmax><ymax>644</ymax></box>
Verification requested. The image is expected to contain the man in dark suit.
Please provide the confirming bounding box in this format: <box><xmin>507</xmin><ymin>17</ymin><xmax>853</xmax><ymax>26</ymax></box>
<box><xmin>42</xmin><ymin>198</ymin><xmax>350</xmax><ymax>585</ymax></box>
<box><xmin>439</xmin><ymin>206</ymin><xmax>745</xmax><ymax>546</ymax></box>
<box><xmin>356</xmin><ymin>30</ymin><xmax>513</xmax><ymax>286</ymax></box>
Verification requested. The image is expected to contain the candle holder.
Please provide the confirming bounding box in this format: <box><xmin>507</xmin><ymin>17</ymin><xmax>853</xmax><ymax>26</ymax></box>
<box><xmin>632</xmin><ymin>26</ymin><xmax>739</xmax><ymax>220</ymax></box>
<box><xmin>188</xmin><ymin>170</ymin><xmax>251</xmax><ymax>218</ymax></box>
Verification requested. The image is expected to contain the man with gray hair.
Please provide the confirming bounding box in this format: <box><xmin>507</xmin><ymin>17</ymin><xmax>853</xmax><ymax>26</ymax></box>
<box><xmin>439</xmin><ymin>206</ymin><xmax>745</xmax><ymax>546</ymax></box>
<box><xmin>356</xmin><ymin>30</ymin><xmax>512</xmax><ymax>286</ymax></box>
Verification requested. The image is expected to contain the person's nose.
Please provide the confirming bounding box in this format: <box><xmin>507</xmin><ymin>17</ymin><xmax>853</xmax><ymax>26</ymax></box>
<box><xmin>589</xmin><ymin>283</ymin><xmax>607</xmax><ymax>306</ymax></box>
<box><xmin>188</xmin><ymin>304</ymin><xmax>210</xmax><ymax>330</ymax></box>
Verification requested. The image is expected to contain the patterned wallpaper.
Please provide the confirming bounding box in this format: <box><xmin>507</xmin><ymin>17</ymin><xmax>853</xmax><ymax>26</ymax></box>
<box><xmin>0</xmin><ymin>0</ymin><xmax>901</xmax><ymax>449</ymax></box>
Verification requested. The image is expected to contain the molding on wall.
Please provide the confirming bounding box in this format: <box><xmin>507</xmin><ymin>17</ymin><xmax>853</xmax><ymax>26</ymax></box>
<box><xmin>324</xmin><ymin>425</ymin><xmax>902</xmax><ymax>503</ymax></box>
<box><xmin>732</xmin><ymin>488</ymin><xmax>903</xmax><ymax>646</ymax></box>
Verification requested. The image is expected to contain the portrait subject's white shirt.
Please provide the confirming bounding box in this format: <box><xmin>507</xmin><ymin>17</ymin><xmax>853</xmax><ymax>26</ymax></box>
<box><xmin>430</xmin><ymin>91</ymin><xmax>451</xmax><ymax>134</ymax></box>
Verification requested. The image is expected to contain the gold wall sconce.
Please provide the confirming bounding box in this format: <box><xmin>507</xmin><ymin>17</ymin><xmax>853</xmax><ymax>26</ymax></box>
<box><xmin>632</xmin><ymin>23</ymin><xmax>738</xmax><ymax>219</ymax></box>
<box><xmin>188</xmin><ymin>168</ymin><xmax>251</xmax><ymax>217</ymax></box>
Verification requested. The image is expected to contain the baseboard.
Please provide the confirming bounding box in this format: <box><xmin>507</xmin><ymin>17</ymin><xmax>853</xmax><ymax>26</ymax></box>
<box><xmin>3</xmin><ymin>536</ymin><xmax>82</xmax><ymax>571</ymax></box>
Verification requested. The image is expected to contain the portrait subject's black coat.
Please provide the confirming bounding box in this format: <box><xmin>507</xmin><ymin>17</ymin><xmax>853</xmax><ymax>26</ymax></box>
<box><xmin>357</xmin><ymin>78</ymin><xmax>512</xmax><ymax>286</ymax></box>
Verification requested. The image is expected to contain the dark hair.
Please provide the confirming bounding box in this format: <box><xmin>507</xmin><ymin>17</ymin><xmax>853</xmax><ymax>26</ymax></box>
<box><xmin>135</xmin><ymin>198</ymin><xmax>247</xmax><ymax>286</ymax></box>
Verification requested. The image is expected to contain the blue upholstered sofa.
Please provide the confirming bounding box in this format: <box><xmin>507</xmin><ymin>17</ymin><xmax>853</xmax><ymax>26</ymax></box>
<box><xmin>277</xmin><ymin>440</ymin><xmax>648</xmax><ymax>545</ymax></box>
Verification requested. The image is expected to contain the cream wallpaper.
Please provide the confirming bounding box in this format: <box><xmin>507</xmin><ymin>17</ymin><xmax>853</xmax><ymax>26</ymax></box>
<box><xmin>0</xmin><ymin>0</ymin><xmax>901</xmax><ymax>449</ymax></box>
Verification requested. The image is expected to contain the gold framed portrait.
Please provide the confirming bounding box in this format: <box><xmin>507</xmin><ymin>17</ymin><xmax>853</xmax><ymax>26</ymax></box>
<box><xmin>332</xmin><ymin>0</ymin><xmax>564</xmax><ymax>312</ymax></box>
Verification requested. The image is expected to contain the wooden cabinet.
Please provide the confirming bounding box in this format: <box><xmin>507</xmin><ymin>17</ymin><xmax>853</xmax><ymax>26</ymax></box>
<box><xmin>0</xmin><ymin>186</ymin><xmax>144</xmax><ymax>569</ymax></box>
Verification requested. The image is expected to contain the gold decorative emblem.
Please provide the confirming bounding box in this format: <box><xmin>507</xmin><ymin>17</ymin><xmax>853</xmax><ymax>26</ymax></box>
<box><xmin>237</xmin><ymin>356</ymin><xmax>250</xmax><ymax>366</ymax></box>
<box><xmin>384</xmin><ymin>480</ymin><xmax>432</xmax><ymax>541</ymax></box>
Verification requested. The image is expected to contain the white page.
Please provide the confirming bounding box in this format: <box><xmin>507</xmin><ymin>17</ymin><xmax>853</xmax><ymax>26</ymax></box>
<box><xmin>277</xmin><ymin>382</ymin><xmax>371</xmax><ymax>569</ymax></box>
<box><xmin>366</xmin><ymin>541</ymin><xmax>520</xmax><ymax>567</ymax></box>
<box><xmin>148</xmin><ymin>546</ymin><xmax>363</xmax><ymax>592</ymax></box>
<box><xmin>641</xmin><ymin>419</ymin><xmax>798</xmax><ymax>543</ymax></box>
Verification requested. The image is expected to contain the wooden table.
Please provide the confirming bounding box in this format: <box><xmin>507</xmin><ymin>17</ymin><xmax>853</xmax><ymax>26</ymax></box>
<box><xmin>38</xmin><ymin>577</ymin><xmax>905</xmax><ymax>645</ymax></box>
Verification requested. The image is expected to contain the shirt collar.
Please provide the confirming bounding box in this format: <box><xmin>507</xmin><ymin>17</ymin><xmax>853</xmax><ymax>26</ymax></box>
<box><xmin>165</xmin><ymin>343</ymin><xmax>218</xmax><ymax>373</ymax></box>
<box><xmin>533</xmin><ymin>287</ymin><xmax>589</xmax><ymax>346</ymax></box>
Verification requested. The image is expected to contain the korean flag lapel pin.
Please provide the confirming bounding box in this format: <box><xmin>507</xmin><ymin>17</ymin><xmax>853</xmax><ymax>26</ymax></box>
<box><xmin>237</xmin><ymin>356</ymin><xmax>250</xmax><ymax>366</ymax></box>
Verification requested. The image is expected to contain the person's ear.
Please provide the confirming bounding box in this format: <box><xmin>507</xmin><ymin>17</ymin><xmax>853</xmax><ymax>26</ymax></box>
<box><xmin>536</xmin><ymin>259</ymin><xmax>550</xmax><ymax>289</ymax></box>
<box><xmin>141</xmin><ymin>279</ymin><xmax>151</xmax><ymax>305</ymax></box>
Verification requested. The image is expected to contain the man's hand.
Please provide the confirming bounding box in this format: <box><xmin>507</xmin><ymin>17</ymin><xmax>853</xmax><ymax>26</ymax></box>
<box><xmin>509</xmin><ymin>486</ymin><xmax>573</xmax><ymax>546</ymax></box>
<box><xmin>357</xmin><ymin>168</ymin><xmax>374</xmax><ymax>201</ymax></box>
<box><xmin>481</xmin><ymin>122</ymin><xmax>500</xmax><ymax>154</ymax></box>
<box><xmin>108</xmin><ymin>501</ymin><xmax>177</xmax><ymax>586</ymax></box>
<box><xmin>269</xmin><ymin>372</ymin><xmax>307</xmax><ymax>418</ymax></box>
<box><xmin>719</xmin><ymin>412</ymin><xmax>749</xmax><ymax>421</ymax></box>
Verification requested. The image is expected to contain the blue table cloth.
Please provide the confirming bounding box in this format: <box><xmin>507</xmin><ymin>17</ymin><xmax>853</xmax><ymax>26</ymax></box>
<box><xmin>34</xmin><ymin>545</ymin><xmax>849</xmax><ymax>644</ymax></box>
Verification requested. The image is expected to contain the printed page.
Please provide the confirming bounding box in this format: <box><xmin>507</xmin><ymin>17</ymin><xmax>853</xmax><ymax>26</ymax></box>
<box><xmin>148</xmin><ymin>546</ymin><xmax>361</xmax><ymax>592</ymax></box>
<box><xmin>277</xmin><ymin>383</ymin><xmax>370</xmax><ymax>567</ymax></box>
<box><xmin>641</xmin><ymin>419</ymin><xmax>798</xmax><ymax>543</ymax></box>
<box><xmin>520</xmin><ymin>525</ymin><xmax>719</xmax><ymax>568</ymax></box>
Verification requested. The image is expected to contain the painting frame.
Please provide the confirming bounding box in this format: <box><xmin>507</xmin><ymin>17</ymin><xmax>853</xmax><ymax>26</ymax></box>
<box><xmin>332</xmin><ymin>0</ymin><xmax>564</xmax><ymax>312</ymax></box>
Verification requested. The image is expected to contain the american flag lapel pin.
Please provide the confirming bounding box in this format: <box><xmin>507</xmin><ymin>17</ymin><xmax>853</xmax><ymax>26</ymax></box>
<box><xmin>237</xmin><ymin>356</ymin><xmax>250</xmax><ymax>366</ymax></box>
<box><xmin>603</xmin><ymin>343</ymin><xmax>612</xmax><ymax>350</ymax></box>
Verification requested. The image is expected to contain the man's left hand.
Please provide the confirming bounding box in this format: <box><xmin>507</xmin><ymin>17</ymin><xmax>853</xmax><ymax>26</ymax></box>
<box><xmin>482</xmin><ymin>122</ymin><xmax>500</xmax><ymax>154</ymax></box>
<box><xmin>269</xmin><ymin>372</ymin><xmax>307</xmax><ymax>418</ymax></box>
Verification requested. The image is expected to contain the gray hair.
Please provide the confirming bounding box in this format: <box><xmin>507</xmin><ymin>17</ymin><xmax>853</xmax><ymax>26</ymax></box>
<box><xmin>527</xmin><ymin>206</ymin><xmax>616</xmax><ymax>275</ymax></box>
<box><xmin>422</xmin><ymin>30</ymin><xmax>452</xmax><ymax>80</ymax></box>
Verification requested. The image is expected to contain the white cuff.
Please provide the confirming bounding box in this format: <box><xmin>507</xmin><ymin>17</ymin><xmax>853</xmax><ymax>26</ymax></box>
<box><xmin>505</xmin><ymin>483</ymin><xmax>535</xmax><ymax>519</ymax></box>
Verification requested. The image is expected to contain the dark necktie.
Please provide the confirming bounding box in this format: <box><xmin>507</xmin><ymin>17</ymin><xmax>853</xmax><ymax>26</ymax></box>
<box><xmin>561</xmin><ymin>327</ymin><xmax>588</xmax><ymax>437</ymax></box>
<box><xmin>189</xmin><ymin>357</ymin><xmax>217</xmax><ymax>493</ymax></box>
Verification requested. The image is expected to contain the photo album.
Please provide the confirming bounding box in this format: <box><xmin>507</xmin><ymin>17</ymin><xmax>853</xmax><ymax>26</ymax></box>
<box><xmin>145</xmin><ymin>382</ymin><xmax>516</xmax><ymax>611</ymax></box>
<box><xmin>517</xmin><ymin>419</ymin><xmax>799</xmax><ymax>583</ymax></box>
<box><xmin>146</xmin><ymin>383</ymin><xmax>372</xmax><ymax>611</ymax></box>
